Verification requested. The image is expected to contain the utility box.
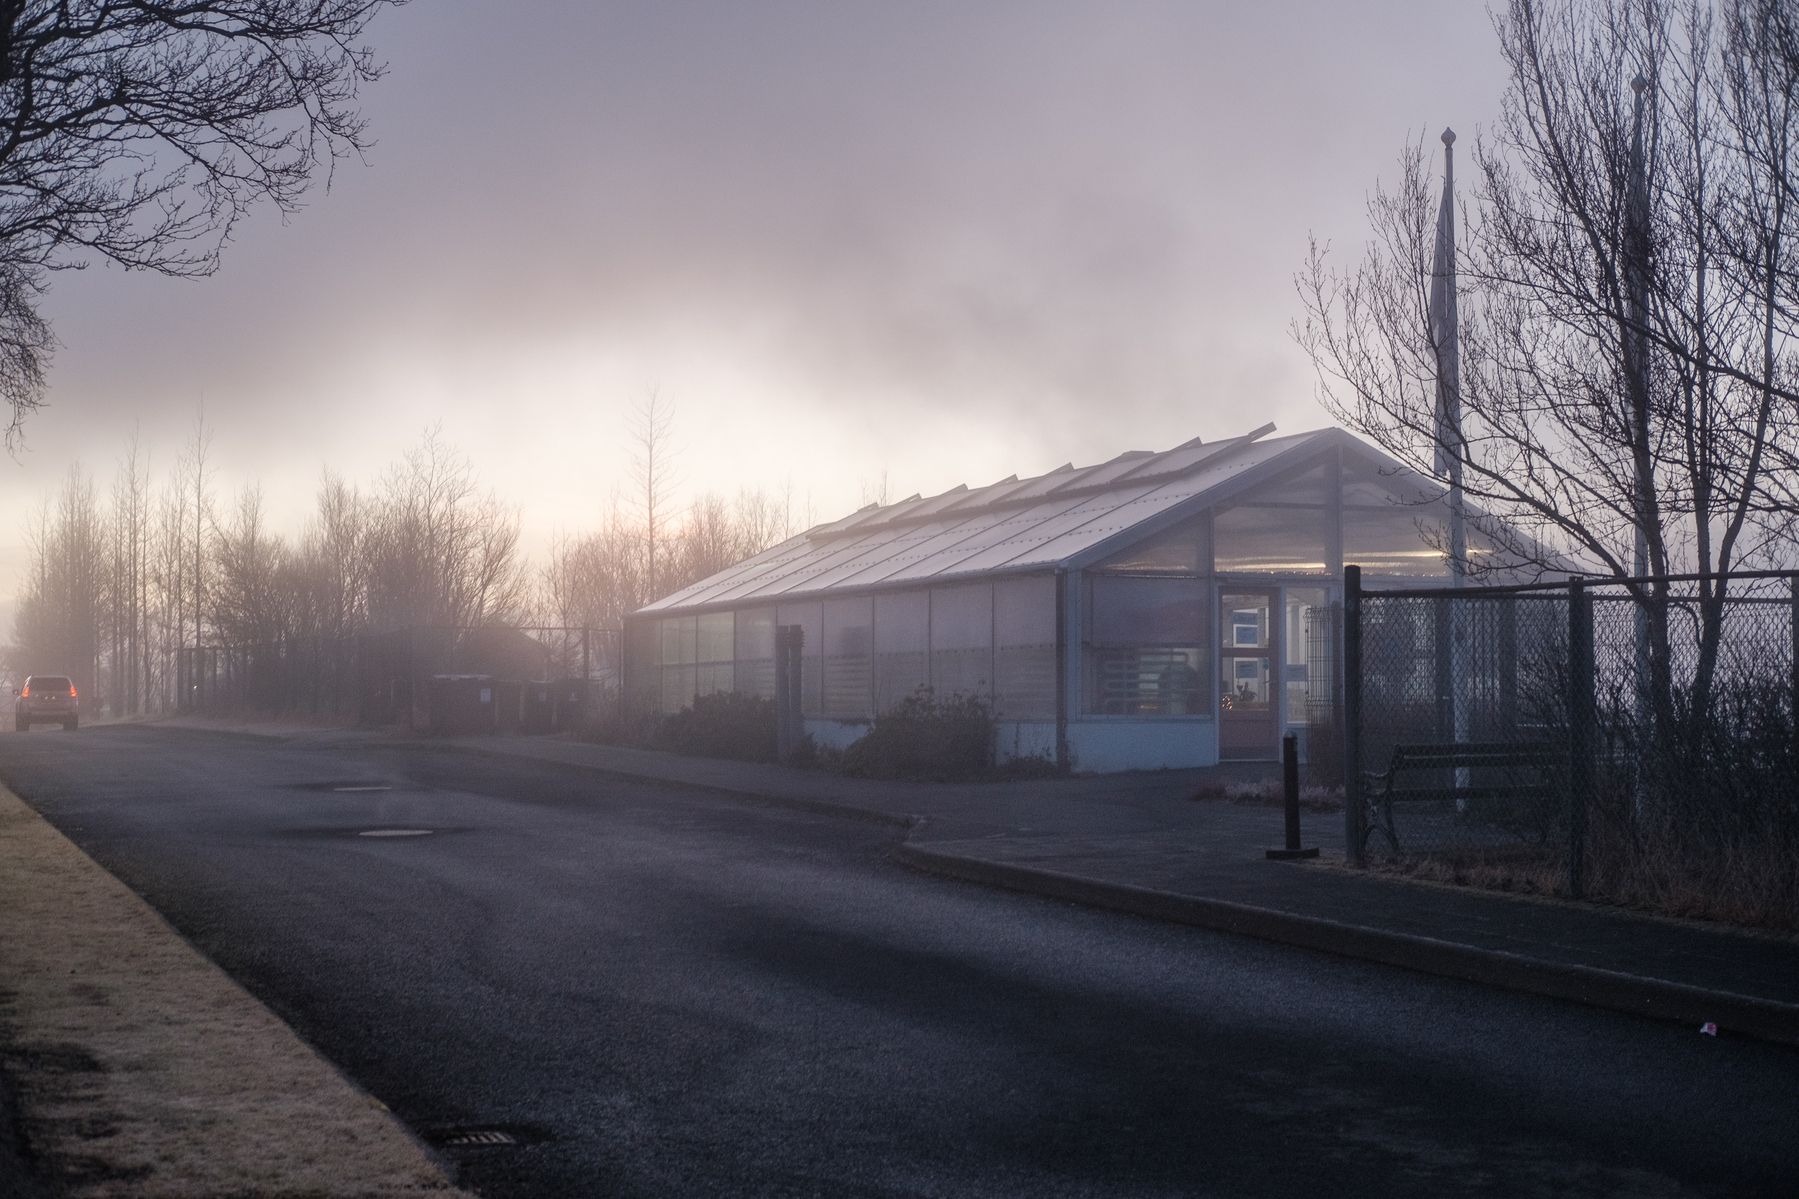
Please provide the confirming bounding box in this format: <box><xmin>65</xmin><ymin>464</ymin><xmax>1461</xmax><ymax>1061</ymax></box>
<box><xmin>428</xmin><ymin>674</ymin><xmax>497</xmax><ymax>735</ymax></box>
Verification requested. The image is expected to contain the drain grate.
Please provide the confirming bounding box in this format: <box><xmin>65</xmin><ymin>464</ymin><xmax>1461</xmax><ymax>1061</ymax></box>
<box><xmin>440</xmin><ymin>1129</ymin><xmax>518</xmax><ymax>1148</ymax></box>
<box><xmin>426</xmin><ymin>1125</ymin><xmax>547</xmax><ymax>1150</ymax></box>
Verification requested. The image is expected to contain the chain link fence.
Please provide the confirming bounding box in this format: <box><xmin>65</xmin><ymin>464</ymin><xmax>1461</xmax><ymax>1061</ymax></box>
<box><xmin>1345</xmin><ymin>568</ymin><xmax>1798</xmax><ymax>928</ymax></box>
<box><xmin>176</xmin><ymin>625</ymin><xmax>624</xmax><ymax>731</ymax></box>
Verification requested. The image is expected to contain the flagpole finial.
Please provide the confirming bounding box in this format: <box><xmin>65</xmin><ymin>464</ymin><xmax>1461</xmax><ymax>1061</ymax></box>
<box><xmin>1441</xmin><ymin>127</ymin><xmax>1456</xmax><ymax>146</ymax></box>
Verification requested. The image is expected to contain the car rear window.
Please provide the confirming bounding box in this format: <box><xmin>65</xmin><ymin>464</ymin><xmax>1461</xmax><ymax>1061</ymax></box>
<box><xmin>28</xmin><ymin>676</ymin><xmax>71</xmax><ymax>692</ymax></box>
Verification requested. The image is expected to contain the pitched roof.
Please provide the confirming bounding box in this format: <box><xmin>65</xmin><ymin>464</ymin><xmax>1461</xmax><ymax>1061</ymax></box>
<box><xmin>640</xmin><ymin>425</ymin><xmax>1355</xmax><ymax>615</ymax></box>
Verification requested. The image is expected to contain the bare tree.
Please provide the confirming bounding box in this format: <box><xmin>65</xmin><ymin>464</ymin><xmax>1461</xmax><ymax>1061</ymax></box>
<box><xmin>0</xmin><ymin>1</ymin><xmax>410</xmax><ymax>440</ymax></box>
<box><xmin>13</xmin><ymin>464</ymin><xmax>106</xmax><ymax>697</ymax></box>
<box><xmin>629</xmin><ymin>389</ymin><xmax>678</xmax><ymax>599</ymax></box>
<box><xmin>108</xmin><ymin>432</ymin><xmax>151</xmax><ymax>714</ymax></box>
<box><xmin>1296</xmin><ymin>0</ymin><xmax>1799</xmax><ymax>727</ymax></box>
<box><xmin>365</xmin><ymin>428</ymin><xmax>526</xmax><ymax>630</ymax></box>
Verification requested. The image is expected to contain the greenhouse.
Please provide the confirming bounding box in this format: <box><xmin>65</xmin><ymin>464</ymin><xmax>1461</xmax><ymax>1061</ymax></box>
<box><xmin>625</xmin><ymin>424</ymin><xmax>1521</xmax><ymax>772</ymax></box>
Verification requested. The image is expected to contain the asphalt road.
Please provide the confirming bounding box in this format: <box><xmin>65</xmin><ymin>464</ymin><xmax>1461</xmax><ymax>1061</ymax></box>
<box><xmin>2</xmin><ymin>725</ymin><xmax>1795</xmax><ymax>1198</ymax></box>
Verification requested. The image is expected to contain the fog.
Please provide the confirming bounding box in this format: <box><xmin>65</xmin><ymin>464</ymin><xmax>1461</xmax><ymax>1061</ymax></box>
<box><xmin>1</xmin><ymin>0</ymin><xmax>1507</xmax><ymax>635</ymax></box>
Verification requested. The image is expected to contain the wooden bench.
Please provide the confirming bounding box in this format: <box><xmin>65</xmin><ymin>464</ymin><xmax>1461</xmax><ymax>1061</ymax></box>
<box><xmin>1358</xmin><ymin>742</ymin><xmax>1561</xmax><ymax>855</ymax></box>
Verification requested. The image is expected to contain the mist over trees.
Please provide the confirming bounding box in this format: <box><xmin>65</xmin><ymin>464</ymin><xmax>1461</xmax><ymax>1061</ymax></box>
<box><xmin>0</xmin><ymin>0</ymin><xmax>411</xmax><ymax>444</ymax></box>
<box><xmin>7</xmin><ymin>423</ymin><xmax>797</xmax><ymax>713</ymax></box>
<box><xmin>1300</xmin><ymin>0</ymin><xmax>1798</xmax><ymax>582</ymax></box>
<box><xmin>1297</xmin><ymin>0</ymin><xmax>1799</xmax><ymax>723</ymax></box>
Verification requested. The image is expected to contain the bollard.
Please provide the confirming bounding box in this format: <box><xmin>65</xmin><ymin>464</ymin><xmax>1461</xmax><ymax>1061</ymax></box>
<box><xmin>1266</xmin><ymin>732</ymin><xmax>1319</xmax><ymax>860</ymax></box>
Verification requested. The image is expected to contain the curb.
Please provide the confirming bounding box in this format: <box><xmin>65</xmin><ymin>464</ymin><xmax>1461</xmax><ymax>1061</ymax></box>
<box><xmin>416</xmin><ymin>738</ymin><xmax>916</xmax><ymax>830</ymax></box>
<box><xmin>893</xmin><ymin>841</ymin><xmax>1799</xmax><ymax>1048</ymax></box>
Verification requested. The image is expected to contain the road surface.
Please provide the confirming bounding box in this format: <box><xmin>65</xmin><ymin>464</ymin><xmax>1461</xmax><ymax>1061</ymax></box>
<box><xmin>2</xmin><ymin>725</ymin><xmax>1793</xmax><ymax>1198</ymax></box>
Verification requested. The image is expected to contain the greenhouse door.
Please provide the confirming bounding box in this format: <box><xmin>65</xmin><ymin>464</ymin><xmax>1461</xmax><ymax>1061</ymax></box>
<box><xmin>1219</xmin><ymin>588</ymin><xmax>1277</xmax><ymax>759</ymax></box>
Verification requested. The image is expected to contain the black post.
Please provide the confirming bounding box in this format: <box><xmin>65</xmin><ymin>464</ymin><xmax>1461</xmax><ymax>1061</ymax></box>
<box><xmin>1343</xmin><ymin>565</ymin><xmax>1365</xmax><ymax>865</ymax></box>
<box><xmin>1566</xmin><ymin>578</ymin><xmax>1594</xmax><ymax>900</ymax></box>
<box><xmin>775</xmin><ymin>624</ymin><xmax>805</xmax><ymax>763</ymax></box>
<box><xmin>1266</xmin><ymin>731</ymin><xmax>1319</xmax><ymax>860</ymax></box>
<box><xmin>1789</xmin><ymin>576</ymin><xmax>1798</xmax><ymax>799</ymax></box>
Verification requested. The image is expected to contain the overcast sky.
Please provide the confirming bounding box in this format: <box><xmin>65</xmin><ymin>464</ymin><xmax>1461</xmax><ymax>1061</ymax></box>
<box><xmin>1</xmin><ymin>0</ymin><xmax>1511</xmax><ymax>621</ymax></box>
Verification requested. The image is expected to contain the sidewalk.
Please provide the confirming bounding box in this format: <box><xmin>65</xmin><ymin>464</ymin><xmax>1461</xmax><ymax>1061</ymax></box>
<box><xmin>0</xmin><ymin>780</ymin><xmax>475</xmax><ymax>1198</ymax></box>
<box><xmin>442</xmin><ymin>732</ymin><xmax>1799</xmax><ymax>1046</ymax></box>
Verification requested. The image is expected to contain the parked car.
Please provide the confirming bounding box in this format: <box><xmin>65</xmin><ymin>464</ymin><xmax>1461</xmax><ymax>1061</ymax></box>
<box><xmin>15</xmin><ymin>675</ymin><xmax>79</xmax><ymax>731</ymax></box>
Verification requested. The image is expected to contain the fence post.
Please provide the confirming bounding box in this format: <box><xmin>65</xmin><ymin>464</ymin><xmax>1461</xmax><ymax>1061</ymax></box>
<box><xmin>1566</xmin><ymin>577</ymin><xmax>1593</xmax><ymax>900</ymax></box>
<box><xmin>1343</xmin><ymin>565</ymin><xmax>1364</xmax><ymax>866</ymax></box>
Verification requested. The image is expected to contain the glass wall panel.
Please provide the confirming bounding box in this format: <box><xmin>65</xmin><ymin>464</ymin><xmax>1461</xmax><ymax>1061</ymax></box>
<box><xmin>658</xmin><ymin>616</ymin><xmax>698</xmax><ymax>712</ymax></box>
<box><xmin>930</xmin><ymin>584</ymin><xmax>993</xmax><ymax>700</ymax></box>
<box><xmin>993</xmin><ymin>575</ymin><xmax>1057</xmax><ymax>718</ymax></box>
<box><xmin>1343</xmin><ymin>502</ymin><xmax>1450</xmax><ymax>578</ymax></box>
<box><xmin>1083</xmin><ymin>576</ymin><xmax>1210</xmax><ymax>715</ymax></box>
<box><xmin>1283</xmin><ymin>587</ymin><xmax>1329</xmax><ymax>725</ymax></box>
<box><xmin>660</xmin><ymin>615</ymin><xmax>697</xmax><ymax>665</ymax></box>
<box><xmin>1096</xmin><ymin>514</ymin><xmax>1210</xmax><ymax>575</ymax></box>
<box><xmin>874</xmin><ymin>590</ymin><xmax>929</xmax><ymax>713</ymax></box>
<box><xmin>1242</xmin><ymin>462</ymin><xmax>1334</xmax><ymax>506</ymax></box>
<box><xmin>733</xmin><ymin>607</ymin><xmax>776</xmax><ymax>698</ymax></box>
<box><xmin>1213</xmin><ymin>504</ymin><xmax>1330</xmax><ymax>574</ymax></box>
<box><xmin>624</xmin><ymin>619</ymin><xmax>659</xmax><ymax>713</ymax></box>
<box><xmin>775</xmin><ymin>601</ymin><xmax>823</xmax><ymax>714</ymax></box>
<box><xmin>695</xmin><ymin>612</ymin><xmax>734</xmax><ymax>698</ymax></box>
<box><xmin>822</xmin><ymin>596</ymin><xmax>874</xmax><ymax>718</ymax></box>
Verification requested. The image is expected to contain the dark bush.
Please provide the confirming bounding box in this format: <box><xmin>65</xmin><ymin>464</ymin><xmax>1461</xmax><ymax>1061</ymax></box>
<box><xmin>580</xmin><ymin>706</ymin><xmax>664</xmax><ymax>747</ymax></box>
<box><xmin>841</xmin><ymin>689</ymin><xmax>995</xmax><ymax>780</ymax></box>
<box><xmin>653</xmin><ymin>691</ymin><xmax>778</xmax><ymax>763</ymax></box>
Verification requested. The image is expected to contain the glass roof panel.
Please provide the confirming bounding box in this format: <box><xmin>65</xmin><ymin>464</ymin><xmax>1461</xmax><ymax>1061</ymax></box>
<box><xmin>639</xmin><ymin>429</ymin><xmax>1367</xmax><ymax>614</ymax></box>
<box><xmin>873</xmin><ymin>494</ymin><xmax>1103</xmax><ymax>583</ymax></box>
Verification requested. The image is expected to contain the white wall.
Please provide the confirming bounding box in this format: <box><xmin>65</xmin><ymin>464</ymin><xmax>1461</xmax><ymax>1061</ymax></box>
<box><xmin>1065</xmin><ymin>718</ymin><xmax>1218</xmax><ymax>773</ymax></box>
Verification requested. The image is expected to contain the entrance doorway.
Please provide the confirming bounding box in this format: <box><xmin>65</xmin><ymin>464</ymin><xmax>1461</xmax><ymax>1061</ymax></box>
<box><xmin>1219</xmin><ymin>589</ymin><xmax>1277</xmax><ymax>759</ymax></box>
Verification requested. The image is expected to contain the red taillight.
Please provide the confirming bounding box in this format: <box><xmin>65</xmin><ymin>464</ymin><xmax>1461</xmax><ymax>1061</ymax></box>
<box><xmin>68</xmin><ymin>685</ymin><xmax>77</xmax><ymax>698</ymax></box>
<box><xmin>18</xmin><ymin>685</ymin><xmax>28</xmax><ymax>698</ymax></box>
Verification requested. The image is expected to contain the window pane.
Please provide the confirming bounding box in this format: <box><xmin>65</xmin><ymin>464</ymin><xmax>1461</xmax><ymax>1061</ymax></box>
<box><xmin>930</xmin><ymin>584</ymin><xmax>992</xmax><ymax>699</ymax></box>
<box><xmin>1214</xmin><ymin>505</ymin><xmax>1330</xmax><ymax>574</ymax></box>
<box><xmin>1086</xmin><ymin>647</ymin><xmax>1206</xmax><ymax>715</ymax></box>
<box><xmin>1089</xmin><ymin>576</ymin><xmax>1208</xmax><ymax>644</ymax></box>
<box><xmin>1241</xmin><ymin>461</ymin><xmax>1334</xmax><ymax>506</ymax></box>
<box><xmin>822</xmin><ymin>596</ymin><xmax>873</xmax><ymax>717</ymax></box>
<box><xmin>1343</xmin><ymin>503</ymin><xmax>1450</xmax><ymax>578</ymax></box>
<box><xmin>734</xmin><ymin>608</ymin><xmax>776</xmax><ymax>699</ymax></box>
<box><xmin>875</xmin><ymin>590</ymin><xmax>929</xmax><ymax>712</ymax></box>
<box><xmin>994</xmin><ymin>576</ymin><xmax>1057</xmax><ymax>718</ymax></box>
<box><xmin>1084</xmin><ymin>576</ymin><xmax>1210</xmax><ymax>716</ymax></box>
<box><xmin>776</xmin><ymin>601</ymin><xmax>823</xmax><ymax>713</ymax></box>
<box><xmin>660</xmin><ymin>615</ymin><xmax>697</xmax><ymax>666</ymax></box>
<box><xmin>697</xmin><ymin>612</ymin><xmax>734</xmax><ymax>663</ymax></box>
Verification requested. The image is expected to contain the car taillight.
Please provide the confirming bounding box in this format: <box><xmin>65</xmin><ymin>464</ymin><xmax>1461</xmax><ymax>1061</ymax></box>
<box><xmin>68</xmin><ymin>685</ymin><xmax>76</xmax><ymax>698</ymax></box>
<box><xmin>18</xmin><ymin>685</ymin><xmax>28</xmax><ymax>698</ymax></box>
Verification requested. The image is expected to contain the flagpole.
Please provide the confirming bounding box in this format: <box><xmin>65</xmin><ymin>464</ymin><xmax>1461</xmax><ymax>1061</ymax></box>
<box><xmin>1430</xmin><ymin>128</ymin><xmax>1470</xmax><ymax>783</ymax></box>
<box><xmin>1431</xmin><ymin>128</ymin><xmax>1466</xmax><ymax>588</ymax></box>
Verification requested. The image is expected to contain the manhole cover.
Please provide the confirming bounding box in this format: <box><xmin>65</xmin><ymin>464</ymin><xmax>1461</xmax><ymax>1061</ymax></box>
<box><xmin>357</xmin><ymin>828</ymin><xmax>434</xmax><ymax>838</ymax></box>
<box><xmin>283</xmin><ymin>780</ymin><xmax>395</xmax><ymax>793</ymax></box>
